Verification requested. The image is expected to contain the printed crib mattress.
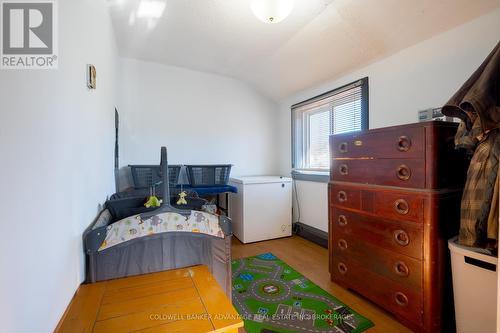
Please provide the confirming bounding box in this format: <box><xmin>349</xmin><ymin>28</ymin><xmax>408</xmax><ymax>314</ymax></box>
<box><xmin>99</xmin><ymin>210</ymin><xmax>224</xmax><ymax>251</ymax></box>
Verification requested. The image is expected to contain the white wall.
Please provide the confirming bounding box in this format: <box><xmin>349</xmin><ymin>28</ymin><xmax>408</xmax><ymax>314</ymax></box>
<box><xmin>0</xmin><ymin>1</ymin><xmax>117</xmax><ymax>332</ymax></box>
<box><xmin>293</xmin><ymin>180</ymin><xmax>329</xmax><ymax>232</ymax></box>
<box><xmin>280</xmin><ymin>8</ymin><xmax>500</xmax><ymax>232</ymax></box>
<box><xmin>117</xmin><ymin>58</ymin><xmax>279</xmax><ymax>180</ymax></box>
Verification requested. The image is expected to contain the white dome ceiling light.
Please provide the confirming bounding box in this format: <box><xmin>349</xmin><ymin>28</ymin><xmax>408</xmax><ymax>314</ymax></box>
<box><xmin>251</xmin><ymin>0</ymin><xmax>295</xmax><ymax>24</ymax></box>
<box><xmin>136</xmin><ymin>0</ymin><xmax>166</xmax><ymax>19</ymax></box>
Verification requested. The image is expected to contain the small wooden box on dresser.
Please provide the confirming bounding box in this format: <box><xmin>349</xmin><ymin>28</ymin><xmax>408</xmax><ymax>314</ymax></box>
<box><xmin>328</xmin><ymin>121</ymin><xmax>469</xmax><ymax>333</ymax></box>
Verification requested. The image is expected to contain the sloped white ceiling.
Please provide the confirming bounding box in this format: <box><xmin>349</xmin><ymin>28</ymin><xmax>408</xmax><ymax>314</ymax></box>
<box><xmin>108</xmin><ymin>0</ymin><xmax>500</xmax><ymax>100</ymax></box>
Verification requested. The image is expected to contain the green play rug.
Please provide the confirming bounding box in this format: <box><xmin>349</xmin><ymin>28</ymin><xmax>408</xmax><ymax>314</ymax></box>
<box><xmin>232</xmin><ymin>253</ymin><xmax>374</xmax><ymax>333</ymax></box>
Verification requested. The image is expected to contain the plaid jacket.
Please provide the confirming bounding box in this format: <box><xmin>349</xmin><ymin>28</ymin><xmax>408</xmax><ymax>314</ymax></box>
<box><xmin>459</xmin><ymin>128</ymin><xmax>500</xmax><ymax>247</ymax></box>
<box><xmin>443</xmin><ymin>42</ymin><xmax>500</xmax><ymax>249</ymax></box>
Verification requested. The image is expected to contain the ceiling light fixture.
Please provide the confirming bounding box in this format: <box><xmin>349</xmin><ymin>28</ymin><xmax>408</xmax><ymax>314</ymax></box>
<box><xmin>251</xmin><ymin>0</ymin><xmax>294</xmax><ymax>24</ymax></box>
<box><xmin>136</xmin><ymin>0</ymin><xmax>166</xmax><ymax>19</ymax></box>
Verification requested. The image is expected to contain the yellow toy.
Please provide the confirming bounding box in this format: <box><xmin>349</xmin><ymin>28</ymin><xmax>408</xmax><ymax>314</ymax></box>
<box><xmin>176</xmin><ymin>191</ymin><xmax>188</xmax><ymax>205</ymax></box>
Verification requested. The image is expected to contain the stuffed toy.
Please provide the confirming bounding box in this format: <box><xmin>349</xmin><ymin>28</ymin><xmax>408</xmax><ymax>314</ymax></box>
<box><xmin>144</xmin><ymin>195</ymin><xmax>162</xmax><ymax>208</ymax></box>
<box><xmin>176</xmin><ymin>191</ymin><xmax>188</xmax><ymax>205</ymax></box>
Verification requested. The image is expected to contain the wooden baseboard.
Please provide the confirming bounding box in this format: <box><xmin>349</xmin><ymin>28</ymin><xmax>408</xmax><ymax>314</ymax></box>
<box><xmin>294</xmin><ymin>222</ymin><xmax>328</xmax><ymax>248</ymax></box>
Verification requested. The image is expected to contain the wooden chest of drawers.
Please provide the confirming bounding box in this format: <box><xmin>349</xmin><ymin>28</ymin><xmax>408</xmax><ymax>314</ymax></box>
<box><xmin>328</xmin><ymin>122</ymin><xmax>469</xmax><ymax>332</ymax></box>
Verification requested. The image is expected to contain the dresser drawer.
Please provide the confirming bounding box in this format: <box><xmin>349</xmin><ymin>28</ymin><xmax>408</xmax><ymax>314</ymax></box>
<box><xmin>332</xmin><ymin>208</ymin><xmax>423</xmax><ymax>259</ymax></box>
<box><xmin>330</xmin><ymin>184</ymin><xmax>424</xmax><ymax>222</ymax></box>
<box><xmin>331</xmin><ymin>126</ymin><xmax>424</xmax><ymax>159</ymax></box>
<box><xmin>332</xmin><ymin>256</ymin><xmax>423</xmax><ymax>326</ymax></box>
<box><xmin>365</xmin><ymin>190</ymin><xmax>424</xmax><ymax>222</ymax></box>
<box><xmin>332</xmin><ymin>234</ymin><xmax>422</xmax><ymax>288</ymax></box>
<box><xmin>331</xmin><ymin>158</ymin><xmax>425</xmax><ymax>188</ymax></box>
<box><xmin>329</xmin><ymin>184</ymin><xmax>361</xmax><ymax>210</ymax></box>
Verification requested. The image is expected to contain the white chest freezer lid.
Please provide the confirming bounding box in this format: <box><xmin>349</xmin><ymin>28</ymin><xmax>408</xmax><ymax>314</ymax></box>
<box><xmin>230</xmin><ymin>176</ymin><xmax>292</xmax><ymax>184</ymax></box>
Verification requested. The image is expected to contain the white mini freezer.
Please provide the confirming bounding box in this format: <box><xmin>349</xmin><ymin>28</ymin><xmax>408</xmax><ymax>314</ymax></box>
<box><xmin>229</xmin><ymin>176</ymin><xmax>292</xmax><ymax>243</ymax></box>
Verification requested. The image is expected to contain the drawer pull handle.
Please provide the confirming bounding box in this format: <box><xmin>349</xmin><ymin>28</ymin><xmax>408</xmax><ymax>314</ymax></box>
<box><xmin>396</xmin><ymin>165</ymin><xmax>411</xmax><ymax>181</ymax></box>
<box><xmin>339</xmin><ymin>164</ymin><xmax>349</xmax><ymax>175</ymax></box>
<box><xmin>394</xmin><ymin>230</ymin><xmax>410</xmax><ymax>246</ymax></box>
<box><xmin>394</xmin><ymin>199</ymin><xmax>409</xmax><ymax>215</ymax></box>
<box><xmin>394</xmin><ymin>261</ymin><xmax>410</xmax><ymax>277</ymax></box>
<box><xmin>338</xmin><ymin>215</ymin><xmax>348</xmax><ymax>226</ymax></box>
<box><xmin>339</xmin><ymin>142</ymin><xmax>348</xmax><ymax>153</ymax></box>
<box><xmin>395</xmin><ymin>292</ymin><xmax>409</xmax><ymax>307</ymax></box>
<box><xmin>397</xmin><ymin>136</ymin><xmax>412</xmax><ymax>152</ymax></box>
<box><xmin>338</xmin><ymin>262</ymin><xmax>348</xmax><ymax>274</ymax></box>
<box><xmin>338</xmin><ymin>239</ymin><xmax>348</xmax><ymax>250</ymax></box>
<box><xmin>337</xmin><ymin>191</ymin><xmax>347</xmax><ymax>203</ymax></box>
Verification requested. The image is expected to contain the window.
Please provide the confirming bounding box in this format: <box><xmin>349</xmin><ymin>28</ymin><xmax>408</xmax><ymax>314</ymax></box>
<box><xmin>292</xmin><ymin>78</ymin><xmax>368</xmax><ymax>180</ymax></box>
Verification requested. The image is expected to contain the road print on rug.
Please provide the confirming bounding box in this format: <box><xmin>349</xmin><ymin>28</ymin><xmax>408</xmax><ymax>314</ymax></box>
<box><xmin>232</xmin><ymin>253</ymin><xmax>374</xmax><ymax>333</ymax></box>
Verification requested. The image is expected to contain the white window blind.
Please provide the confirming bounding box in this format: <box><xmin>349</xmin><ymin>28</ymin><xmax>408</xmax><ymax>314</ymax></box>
<box><xmin>292</xmin><ymin>78</ymin><xmax>368</xmax><ymax>173</ymax></box>
<box><xmin>307</xmin><ymin>106</ymin><xmax>331</xmax><ymax>169</ymax></box>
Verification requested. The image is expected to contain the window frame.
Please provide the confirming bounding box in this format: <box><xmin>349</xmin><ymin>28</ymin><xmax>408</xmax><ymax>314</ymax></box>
<box><xmin>291</xmin><ymin>77</ymin><xmax>369</xmax><ymax>182</ymax></box>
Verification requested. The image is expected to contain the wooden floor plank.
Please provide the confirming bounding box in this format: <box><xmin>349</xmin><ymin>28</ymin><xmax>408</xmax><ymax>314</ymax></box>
<box><xmin>55</xmin><ymin>282</ymin><xmax>107</xmax><ymax>333</ymax></box>
<box><xmin>349</xmin><ymin>301</ymin><xmax>413</xmax><ymax>333</ymax></box>
<box><xmin>189</xmin><ymin>266</ymin><xmax>243</xmax><ymax>332</ymax></box>
<box><xmin>102</xmin><ymin>277</ymin><xmax>193</xmax><ymax>305</ymax></box>
<box><xmin>57</xmin><ymin>265</ymin><xmax>241</xmax><ymax>333</ymax></box>
<box><xmin>94</xmin><ymin>298</ymin><xmax>207</xmax><ymax>333</ymax></box>
<box><xmin>134</xmin><ymin>315</ymin><xmax>214</xmax><ymax>333</ymax></box>
<box><xmin>97</xmin><ymin>287</ymin><xmax>199</xmax><ymax>321</ymax></box>
<box><xmin>104</xmin><ymin>268</ymin><xmax>191</xmax><ymax>291</ymax></box>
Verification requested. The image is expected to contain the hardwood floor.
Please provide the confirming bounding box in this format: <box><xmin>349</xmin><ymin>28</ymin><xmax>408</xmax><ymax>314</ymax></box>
<box><xmin>55</xmin><ymin>266</ymin><xmax>242</xmax><ymax>333</ymax></box>
<box><xmin>232</xmin><ymin>235</ymin><xmax>413</xmax><ymax>333</ymax></box>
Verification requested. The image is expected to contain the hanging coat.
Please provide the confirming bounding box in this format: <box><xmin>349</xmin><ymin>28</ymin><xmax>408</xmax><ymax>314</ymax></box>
<box><xmin>442</xmin><ymin>41</ymin><xmax>500</xmax><ymax>132</ymax></box>
<box><xmin>442</xmin><ymin>41</ymin><xmax>500</xmax><ymax>248</ymax></box>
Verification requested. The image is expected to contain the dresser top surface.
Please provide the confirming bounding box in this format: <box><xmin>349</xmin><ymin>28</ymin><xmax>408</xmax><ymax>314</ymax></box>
<box><xmin>331</xmin><ymin>120</ymin><xmax>458</xmax><ymax>138</ymax></box>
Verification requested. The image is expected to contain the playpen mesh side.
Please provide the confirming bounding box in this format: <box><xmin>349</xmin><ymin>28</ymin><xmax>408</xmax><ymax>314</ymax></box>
<box><xmin>186</xmin><ymin>165</ymin><xmax>232</xmax><ymax>187</ymax></box>
<box><xmin>130</xmin><ymin>165</ymin><xmax>181</xmax><ymax>188</ymax></box>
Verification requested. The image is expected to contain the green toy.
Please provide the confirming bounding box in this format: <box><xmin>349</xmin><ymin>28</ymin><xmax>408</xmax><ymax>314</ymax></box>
<box><xmin>144</xmin><ymin>195</ymin><xmax>162</xmax><ymax>208</ymax></box>
<box><xmin>144</xmin><ymin>183</ymin><xmax>162</xmax><ymax>208</ymax></box>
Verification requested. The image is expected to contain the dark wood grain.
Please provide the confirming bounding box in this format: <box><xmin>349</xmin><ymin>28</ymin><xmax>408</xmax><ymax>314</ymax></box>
<box><xmin>332</xmin><ymin>234</ymin><xmax>422</xmax><ymax>288</ymax></box>
<box><xmin>332</xmin><ymin>255</ymin><xmax>423</xmax><ymax>330</ymax></box>
<box><xmin>331</xmin><ymin>158</ymin><xmax>426</xmax><ymax>188</ymax></box>
<box><xmin>330</xmin><ymin>124</ymin><xmax>425</xmax><ymax>159</ymax></box>
<box><xmin>331</xmin><ymin>183</ymin><xmax>425</xmax><ymax>222</ymax></box>
<box><xmin>329</xmin><ymin>184</ymin><xmax>361</xmax><ymax>210</ymax></box>
<box><xmin>331</xmin><ymin>208</ymin><xmax>423</xmax><ymax>259</ymax></box>
<box><xmin>329</xmin><ymin>121</ymin><xmax>467</xmax><ymax>333</ymax></box>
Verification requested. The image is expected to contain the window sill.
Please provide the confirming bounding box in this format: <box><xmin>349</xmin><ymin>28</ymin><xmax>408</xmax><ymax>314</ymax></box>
<box><xmin>291</xmin><ymin>170</ymin><xmax>330</xmax><ymax>183</ymax></box>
